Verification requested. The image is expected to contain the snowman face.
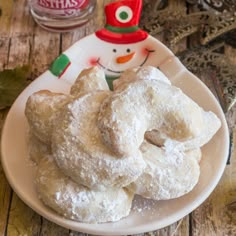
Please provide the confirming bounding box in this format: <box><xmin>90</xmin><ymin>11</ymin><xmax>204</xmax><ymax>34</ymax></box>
<box><xmin>62</xmin><ymin>34</ymin><xmax>172</xmax><ymax>84</ymax></box>
<box><xmin>87</xmin><ymin>36</ymin><xmax>156</xmax><ymax>77</ymax></box>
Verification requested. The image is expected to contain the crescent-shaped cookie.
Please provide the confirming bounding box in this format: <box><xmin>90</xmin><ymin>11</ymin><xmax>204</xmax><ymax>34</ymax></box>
<box><xmin>145</xmin><ymin>108</ymin><xmax>221</xmax><ymax>151</ymax></box>
<box><xmin>25</xmin><ymin>90</ymin><xmax>72</xmax><ymax>144</ymax></box>
<box><xmin>128</xmin><ymin>141</ymin><xmax>201</xmax><ymax>200</ymax></box>
<box><xmin>98</xmin><ymin>79</ymin><xmax>206</xmax><ymax>156</ymax></box>
<box><xmin>52</xmin><ymin>91</ymin><xmax>146</xmax><ymax>190</ymax></box>
<box><xmin>35</xmin><ymin>156</ymin><xmax>134</xmax><ymax>223</ymax></box>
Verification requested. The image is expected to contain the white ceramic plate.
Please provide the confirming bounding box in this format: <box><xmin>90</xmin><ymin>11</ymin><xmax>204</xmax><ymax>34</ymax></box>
<box><xmin>1</xmin><ymin>34</ymin><xmax>229</xmax><ymax>235</ymax></box>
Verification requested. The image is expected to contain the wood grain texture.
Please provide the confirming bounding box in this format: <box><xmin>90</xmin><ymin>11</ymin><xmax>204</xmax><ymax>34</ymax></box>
<box><xmin>31</xmin><ymin>27</ymin><xmax>60</xmax><ymax>79</ymax></box>
<box><xmin>7</xmin><ymin>195</ymin><xmax>41</xmax><ymax>236</ymax></box>
<box><xmin>0</xmin><ymin>38</ymin><xmax>10</xmax><ymax>70</ymax></box>
<box><xmin>7</xmin><ymin>36</ymin><xmax>32</xmax><ymax>69</ymax></box>
<box><xmin>40</xmin><ymin>219</ymin><xmax>70</xmax><ymax>236</ymax></box>
<box><xmin>0</xmin><ymin>110</ymin><xmax>12</xmax><ymax>236</ymax></box>
<box><xmin>0</xmin><ymin>1</ymin><xmax>14</xmax><ymax>36</ymax></box>
<box><xmin>143</xmin><ymin>216</ymin><xmax>189</xmax><ymax>236</ymax></box>
<box><xmin>191</xmin><ymin>135</ymin><xmax>236</xmax><ymax>236</ymax></box>
<box><xmin>0</xmin><ymin>163</ymin><xmax>11</xmax><ymax>236</ymax></box>
<box><xmin>9</xmin><ymin>0</ymin><xmax>34</xmax><ymax>36</ymax></box>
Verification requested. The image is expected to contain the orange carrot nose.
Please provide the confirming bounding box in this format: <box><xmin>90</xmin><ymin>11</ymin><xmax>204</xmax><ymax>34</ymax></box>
<box><xmin>116</xmin><ymin>52</ymin><xmax>135</xmax><ymax>64</ymax></box>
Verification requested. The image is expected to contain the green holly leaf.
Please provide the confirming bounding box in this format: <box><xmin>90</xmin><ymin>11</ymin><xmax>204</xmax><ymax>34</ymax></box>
<box><xmin>0</xmin><ymin>65</ymin><xmax>31</xmax><ymax>109</ymax></box>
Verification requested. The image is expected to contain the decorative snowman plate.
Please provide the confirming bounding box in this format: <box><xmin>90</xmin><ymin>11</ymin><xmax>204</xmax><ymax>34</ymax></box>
<box><xmin>1</xmin><ymin>0</ymin><xmax>229</xmax><ymax>235</ymax></box>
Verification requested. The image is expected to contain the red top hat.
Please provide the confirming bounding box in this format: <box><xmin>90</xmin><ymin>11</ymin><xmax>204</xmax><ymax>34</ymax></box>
<box><xmin>95</xmin><ymin>0</ymin><xmax>148</xmax><ymax>44</ymax></box>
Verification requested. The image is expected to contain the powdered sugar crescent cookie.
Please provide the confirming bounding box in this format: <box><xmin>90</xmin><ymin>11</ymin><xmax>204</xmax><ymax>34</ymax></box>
<box><xmin>70</xmin><ymin>66</ymin><xmax>109</xmax><ymax>96</ymax></box>
<box><xmin>145</xmin><ymin>109</ymin><xmax>221</xmax><ymax>151</ymax></box>
<box><xmin>52</xmin><ymin>91</ymin><xmax>146</xmax><ymax>190</ymax></box>
<box><xmin>35</xmin><ymin>156</ymin><xmax>134</xmax><ymax>223</ymax></box>
<box><xmin>127</xmin><ymin>142</ymin><xmax>200</xmax><ymax>200</ymax></box>
<box><xmin>98</xmin><ymin>79</ymin><xmax>206</xmax><ymax>157</ymax></box>
<box><xmin>28</xmin><ymin>131</ymin><xmax>51</xmax><ymax>164</ymax></box>
<box><xmin>113</xmin><ymin>66</ymin><xmax>171</xmax><ymax>90</ymax></box>
<box><xmin>25</xmin><ymin>90</ymin><xmax>72</xmax><ymax>144</ymax></box>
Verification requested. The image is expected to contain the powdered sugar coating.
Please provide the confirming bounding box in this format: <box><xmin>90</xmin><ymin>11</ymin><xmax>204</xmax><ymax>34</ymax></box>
<box><xmin>128</xmin><ymin>142</ymin><xmax>201</xmax><ymax>200</ymax></box>
<box><xmin>25</xmin><ymin>90</ymin><xmax>73</xmax><ymax>144</ymax></box>
<box><xmin>113</xmin><ymin>66</ymin><xmax>171</xmax><ymax>90</ymax></box>
<box><xmin>145</xmin><ymin>111</ymin><xmax>221</xmax><ymax>152</ymax></box>
<box><xmin>52</xmin><ymin>91</ymin><xmax>146</xmax><ymax>191</ymax></box>
<box><xmin>98</xmin><ymin>79</ymin><xmax>205</xmax><ymax>157</ymax></box>
<box><xmin>27</xmin><ymin>131</ymin><xmax>51</xmax><ymax>164</ymax></box>
<box><xmin>70</xmin><ymin>66</ymin><xmax>109</xmax><ymax>96</ymax></box>
<box><xmin>35</xmin><ymin>156</ymin><xmax>134</xmax><ymax>223</ymax></box>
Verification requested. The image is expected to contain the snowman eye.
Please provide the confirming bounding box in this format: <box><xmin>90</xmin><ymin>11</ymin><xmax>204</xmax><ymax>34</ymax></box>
<box><xmin>126</xmin><ymin>48</ymin><xmax>131</xmax><ymax>53</ymax></box>
<box><xmin>115</xmin><ymin>6</ymin><xmax>133</xmax><ymax>23</ymax></box>
<box><xmin>113</xmin><ymin>49</ymin><xmax>117</xmax><ymax>53</ymax></box>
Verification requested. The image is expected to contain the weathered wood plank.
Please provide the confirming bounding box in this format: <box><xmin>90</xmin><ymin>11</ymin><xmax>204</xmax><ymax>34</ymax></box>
<box><xmin>31</xmin><ymin>26</ymin><xmax>61</xmax><ymax>79</ymax></box>
<box><xmin>0</xmin><ymin>165</ymin><xmax>11</xmax><ymax>236</ymax></box>
<box><xmin>9</xmin><ymin>0</ymin><xmax>34</xmax><ymax>36</ymax></box>
<box><xmin>7</xmin><ymin>194</ymin><xmax>42</xmax><ymax>236</ymax></box>
<box><xmin>40</xmin><ymin>219</ymin><xmax>69</xmax><ymax>236</ymax></box>
<box><xmin>7</xmin><ymin>36</ymin><xmax>32</xmax><ymax>69</ymax></box>
<box><xmin>0</xmin><ymin>110</ymin><xmax>12</xmax><ymax>236</ymax></box>
<box><xmin>191</xmin><ymin>130</ymin><xmax>236</xmax><ymax>235</ymax></box>
<box><xmin>0</xmin><ymin>0</ymin><xmax>13</xmax><ymax>69</ymax></box>
<box><xmin>6</xmin><ymin>0</ymin><xmax>34</xmax><ymax>69</ymax></box>
<box><xmin>0</xmin><ymin>38</ymin><xmax>10</xmax><ymax>70</ymax></box>
<box><xmin>69</xmin><ymin>232</ymin><xmax>91</xmax><ymax>236</ymax></box>
<box><xmin>141</xmin><ymin>216</ymin><xmax>189</xmax><ymax>236</ymax></box>
<box><xmin>0</xmin><ymin>1</ymin><xmax>14</xmax><ymax>36</ymax></box>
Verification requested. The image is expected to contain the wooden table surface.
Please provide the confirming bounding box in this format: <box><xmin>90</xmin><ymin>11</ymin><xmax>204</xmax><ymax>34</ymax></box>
<box><xmin>0</xmin><ymin>0</ymin><xmax>235</xmax><ymax>235</ymax></box>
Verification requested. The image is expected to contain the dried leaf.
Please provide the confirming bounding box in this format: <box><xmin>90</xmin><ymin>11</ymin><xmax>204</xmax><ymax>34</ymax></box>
<box><xmin>0</xmin><ymin>65</ymin><xmax>31</xmax><ymax>110</ymax></box>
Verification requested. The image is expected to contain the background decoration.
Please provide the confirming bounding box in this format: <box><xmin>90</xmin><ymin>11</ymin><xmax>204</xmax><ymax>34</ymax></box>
<box><xmin>141</xmin><ymin>0</ymin><xmax>236</xmax><ymax>113</ymax></box>
<box><xmin>177</xmin><ymin>42</ymin><xmax>236</xmax><ymax>112</ymax></box>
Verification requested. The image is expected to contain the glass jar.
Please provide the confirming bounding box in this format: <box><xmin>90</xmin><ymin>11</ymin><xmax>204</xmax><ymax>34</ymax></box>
<box><xmin>28</xmin><ymin>0</ymin><xmax>97</xmax><ymax>32</ymax></box>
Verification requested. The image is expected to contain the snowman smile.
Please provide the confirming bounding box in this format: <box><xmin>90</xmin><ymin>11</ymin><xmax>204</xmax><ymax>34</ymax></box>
<box><xmin>96</xmin><ymin>48</ymin><xmax>155</xmax><ymax>74</ymax></box>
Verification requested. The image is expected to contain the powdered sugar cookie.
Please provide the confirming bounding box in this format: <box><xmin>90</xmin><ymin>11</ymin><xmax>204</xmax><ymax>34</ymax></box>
<box><xmin>27</xmin><ymin>131</ymin><xmax>51</xmax><ymax>164</ymax></box>
<box><xmin>25</xmin><ymin>90</ymin><xmax>72</xmax><ymax>144</ymax></box>
<box><xmin>128</xmin><ymin>141</ymin><xmax>200</xmax><ymax>200</ymax></box>
<box><xmin>35</xmin><ymin>156</ymin><xmax>134</xmax><ymax>223</ymax></box>
<box><xmin>113</xmin><ymin>66</ymin><xmax>171</xmax><ymax>90</ymax></box>
<box><xmin>70</xmin><ymin>66</ymin><xmax>109</xmax><ymax>96</ymax></box>
<box><xmin>145</xmin><ymin>111</ymin><xmax>221</xmax><ymax>152</ymax></box>
<box><xmin>52</xmin><ymin>91</ymin><xmax>146</xmax><ymax>190</ymax></box>
<box><xmin>98</xmin><ymin>79</ymin><xmax>206</xmax><ymax>157</ymax></box>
